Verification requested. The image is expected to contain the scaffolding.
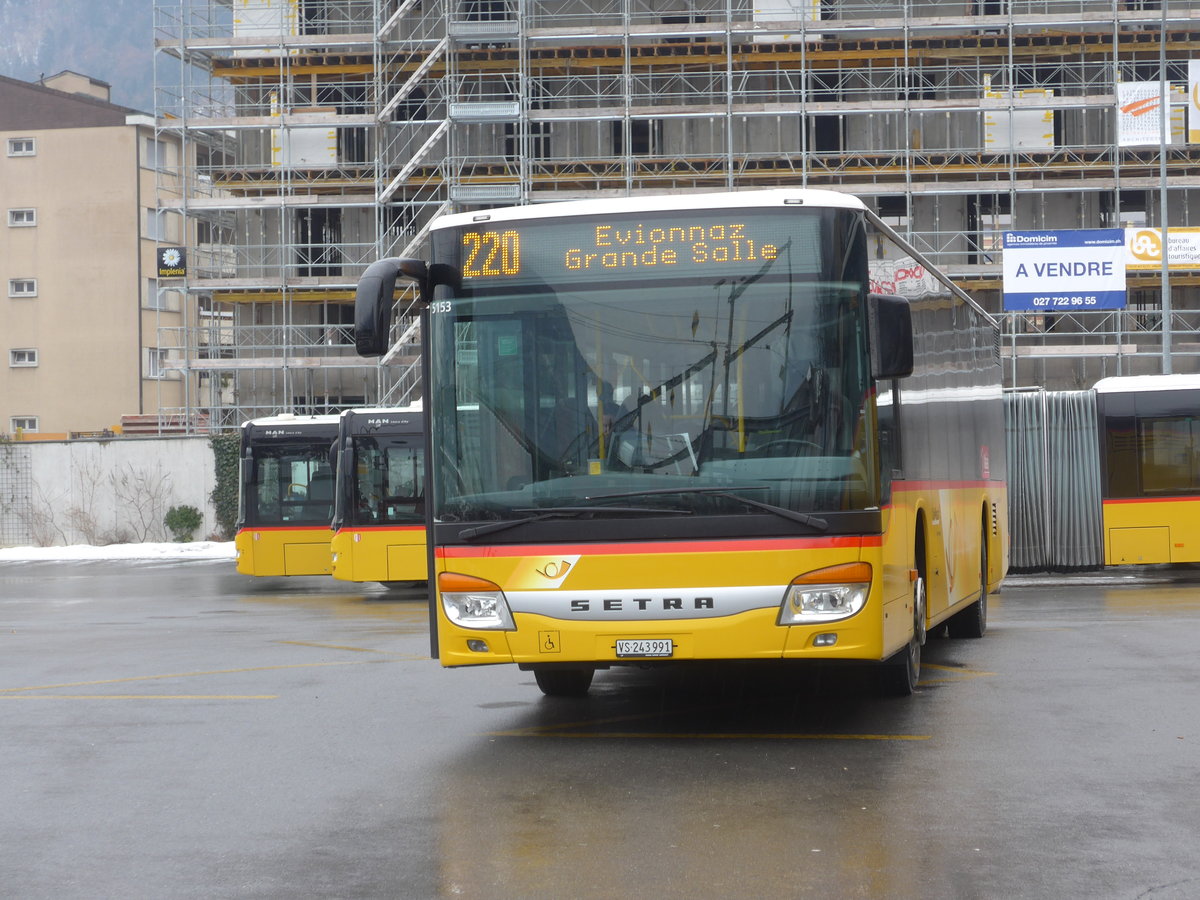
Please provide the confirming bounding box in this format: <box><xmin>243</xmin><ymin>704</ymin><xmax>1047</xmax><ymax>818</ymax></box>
<box><xmin>152</xmin><ymin>0</ymin><xmax>1200</xmax><ymax>429</ymax></box>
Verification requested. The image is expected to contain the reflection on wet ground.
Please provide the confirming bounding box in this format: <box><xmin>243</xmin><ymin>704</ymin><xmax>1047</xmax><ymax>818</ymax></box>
<box><xmin>238</xmin><ymin>583</ymin><xmax>429</xmax><ymax>633</ymax></box>
<box><xmin>4</xmin><ymin>560</ymin><xmax>1200</xmax><ymax>899</ymax></box>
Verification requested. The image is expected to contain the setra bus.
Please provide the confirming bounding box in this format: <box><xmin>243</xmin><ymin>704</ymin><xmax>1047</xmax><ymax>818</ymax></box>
<box><xmin>1095</xmin><ymin>373</ymin><xmax>1200</xmax><ymax>566</ymax></box>
<box><xmin>235</xmin><ymin>413</ymin><xmax>339</xmax><ymax>577</ymax></box>
<box><xmin>354</xmin><ymin>189</ymin><xmax>1008</xmax><ymax>696</ymax></box>
<box><xmin>330</xmin><ymin>404</ymin><xmax>428</xmax><ymax>586</ymax></box>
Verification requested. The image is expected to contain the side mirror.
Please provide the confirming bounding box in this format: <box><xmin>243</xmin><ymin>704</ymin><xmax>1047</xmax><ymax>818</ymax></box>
<box><xmin>355</xmin><ymin>257</ymin><xmax>429</xmax><ymax>357</ymax></box>
<box><xmin>867</xmin><ymin>293</ymin><xmax>914</xmax><ymax>380</ymax></box>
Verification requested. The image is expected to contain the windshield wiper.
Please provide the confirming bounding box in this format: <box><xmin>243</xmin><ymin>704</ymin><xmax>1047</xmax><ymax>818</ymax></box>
<box><xmin>585</xmin><ymin>487</ymin><xmax>829</xmax><ymax>532</ymax></box>
<box><xmin>457</xmin><ymin>505</ymin><xmax>692</xmax><ymax>541</ymax></box>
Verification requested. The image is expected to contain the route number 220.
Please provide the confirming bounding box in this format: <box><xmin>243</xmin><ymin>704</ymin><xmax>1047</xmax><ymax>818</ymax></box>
<box><xmin>462</xmin><ymin>230</ymin><xmax>521</xmax><ymax>277</ymax></box>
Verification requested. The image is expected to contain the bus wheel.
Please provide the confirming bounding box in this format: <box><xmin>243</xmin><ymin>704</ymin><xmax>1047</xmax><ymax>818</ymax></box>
<box><xmin>533</xmin><ymin>666</ymin><xmax>595</xmax><ymax>697</ymax></box>
<box><xmin>947</xmin><ymin>525</ymin><xmax>988</xmax><ymax>639</ymax></box>
<box><xmin>879</xmin><ymin>575</ymin><xmax>924</xmax><ymax>697</ymax></box>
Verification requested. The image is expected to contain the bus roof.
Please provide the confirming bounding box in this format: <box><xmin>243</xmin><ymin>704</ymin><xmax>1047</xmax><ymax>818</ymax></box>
<box><xmin>432</xmin><ymin>188</ymin><xmax>867</xmax><ymax>230</ymax></box>
<box><xmin>338</xmin><ymin>403</ymin><xmax>423</xmax><ymax>420</ymax></box>
<box><xmin>241</xmin><ymin>413</ymin><xmax>341</xmax><ymax>429</ymax></box>
<box><xmin>1094</xmin><ymin>374</ymin><xmax>1200</xmax><ymax>394</ymax></box>
<box><xmin>339</xmin><ymin>404</ymin><xmax>424</xmax><ymax>433</ymax></box>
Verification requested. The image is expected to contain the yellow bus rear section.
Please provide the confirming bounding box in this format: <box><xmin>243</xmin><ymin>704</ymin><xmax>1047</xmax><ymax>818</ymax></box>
<box><xmin>1103</xmin><ymin>497</ymin><xmax>1200</xmax><ymax>565</ymax></box>
<box><xmin>330</xmin><ymin>526</ymin><xmax>428</xmax><ymax>583</ymax></box>
<box><xmin>235</xmin><ymin>527</ymin><xmax>333</xmax><ymax>576</ymax></box>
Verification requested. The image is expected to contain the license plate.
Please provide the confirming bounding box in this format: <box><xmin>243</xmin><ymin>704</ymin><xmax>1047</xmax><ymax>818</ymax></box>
<box><xmin>615</xmin><ymin>639</ymin><xmax>673</xmax><ymax>658</ymax></box>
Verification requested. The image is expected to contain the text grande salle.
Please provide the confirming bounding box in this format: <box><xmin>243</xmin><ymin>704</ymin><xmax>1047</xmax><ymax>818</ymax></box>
<box><xmin>564</xmin><ymin>239</ymin><xmax>780</xmax><ymax>270</ymax></box>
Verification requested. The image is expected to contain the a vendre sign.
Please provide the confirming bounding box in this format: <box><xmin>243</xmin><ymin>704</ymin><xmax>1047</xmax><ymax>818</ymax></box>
<box><xmin>1001</xmin><ymin>229</ymin><xmax>1127</xmax><ymax>312</ymax></box>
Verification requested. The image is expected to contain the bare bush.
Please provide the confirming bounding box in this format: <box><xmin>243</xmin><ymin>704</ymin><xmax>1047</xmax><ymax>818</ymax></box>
<box><xmin>18</xmin><ymin>483</ymin><xmax>69</xmax><ymax>547</ymax></box>
<box><xmin>109</xmin><ymin>462</ymin><xmax>176</xmax><ymax>543</ymax></box>
<box><xmin>67</xmin><ymin>457</ymin><xmax>104</xmax><ymax>544</ymax></box>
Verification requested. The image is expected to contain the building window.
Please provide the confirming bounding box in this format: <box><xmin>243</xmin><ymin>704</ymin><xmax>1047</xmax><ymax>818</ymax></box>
<box><xmin>145</xmin><ymin>277</ymin><xmax>170</xmax><ymax>310</ymax></box>
<box><xmin>8</xmin><ymin>208</ymin><xmax>36</xmax><ymax>227</ymax></box>
<box><xmin>9</xmin><ymin>416</ymin><xmax>38</xmax><ymax>433</ymax></box>
<box><xmin>7</xmin><ymin>138</ymin><xmax>35</xmax><ymax>156</ymax></box>
<box><xmin>9</xmin><ymin>348</ymin><xmax>38</xmax><ymax>367</ymax></box>
<box><xmin>144</xmin><ymin>137</ymin><xmax>169</xmax><ymax>169</ymax></box>
<box><xmin>144</xmin><ymin>347</ymin><xmax>169</xmax><ymax>379</ymax></box>
<box><xmin>8</xmin><ymin>279</ymin><xmax>37</xmax><ymax>298</ymax></box>
<box><xmin>611</xmin><ymin>119</ymin><xmax>663</xmax><ymax>156</ymax></box>
<box><xmin>146</xmin><ymin>209</ymin><xmax>167</xmax><ymax>240</ymax></box>
<box><xmin>145</xmin><ymin>209</ymin><xmax>180</xmax><ymax>242</ymax></box>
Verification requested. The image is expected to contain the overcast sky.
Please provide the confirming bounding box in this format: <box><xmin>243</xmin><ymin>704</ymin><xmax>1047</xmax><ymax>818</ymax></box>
<box><xmin>0</xmin><ymin>0</ymin><xmax>156</xmax><ymax>111</ymax></box>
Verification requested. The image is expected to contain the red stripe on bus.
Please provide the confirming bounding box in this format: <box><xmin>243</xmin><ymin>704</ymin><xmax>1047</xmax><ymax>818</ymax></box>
<box><xmin>893</xmin><ymin>480</ymin><xmax>998</xmax><ymax>491</ymax></box>
<box><xmin>336</xmin><ymin>525</ymin><xmax>425</xmax><ymax>533</ymax></box>
<box><xmin>236</xmin><ymin>526</ymin><xmax>331</xmax><ymax>534</ymax></box>
<box><xmin>437</xmin><ymin>535</ymin><xmax>879</xmax><ymax>559</ymax></box>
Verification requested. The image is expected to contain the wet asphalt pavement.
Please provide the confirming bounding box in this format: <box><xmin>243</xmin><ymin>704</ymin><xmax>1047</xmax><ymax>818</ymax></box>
<box><xmin>2</xmin><ymin>558</ymin><xmax>1199</xmax><ymax>899</ymax></box>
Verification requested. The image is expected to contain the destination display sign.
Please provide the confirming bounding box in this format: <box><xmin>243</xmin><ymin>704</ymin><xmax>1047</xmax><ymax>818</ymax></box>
<box><xmin>453</xmin><ymin>211</ymin><xmax>826</xmax><ymax>286</ymax></box>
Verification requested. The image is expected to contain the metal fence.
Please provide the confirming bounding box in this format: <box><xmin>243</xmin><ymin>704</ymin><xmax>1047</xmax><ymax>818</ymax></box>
<box><xmin>0</xmin><ymin>442</ymin><xmax>33</xmax><ymax>547</ymax></box>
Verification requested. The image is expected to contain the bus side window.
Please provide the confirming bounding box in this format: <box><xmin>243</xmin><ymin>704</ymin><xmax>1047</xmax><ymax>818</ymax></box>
<box><xmin>1104</xmin><ymin>415</ymin><xmax>1138</xmax><ymax>497</ymax></box>
<box><xmin>1138</xmin><ymin>416</ymin><xmax>1200</xmax><ymax>495</ymax></box>
<box><xmin>877</xmin><ymin>379</ymin><xmax>901</xmax><ymax>503</ymax></box>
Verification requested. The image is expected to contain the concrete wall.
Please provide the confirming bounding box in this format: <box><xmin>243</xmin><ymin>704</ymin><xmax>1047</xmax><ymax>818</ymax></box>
<box><xmin>0</xmin><ymin>435</ymin><xmax>219</xmax><ymax>547</ymax></box>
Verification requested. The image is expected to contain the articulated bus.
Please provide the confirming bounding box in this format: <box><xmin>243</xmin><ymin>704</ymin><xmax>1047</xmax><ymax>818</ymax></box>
<box><xmin>355</xmin><ymin>189</ymin><xmax>1007</xmax><ymax>696</ymax></box>
<box><xmin>330</xmin><ymin>404</ymin><xmax>428</xmax><ymax>586</ymax></box>
<box><xmin>1095</xmin><ymin>374</ymin><xmax>1200</xmax><ymax>566</ymax></box>
<box><xmin>235</xmin><ymin>414</ymin><xmax>340</xmax><ymax>577</ymax></box>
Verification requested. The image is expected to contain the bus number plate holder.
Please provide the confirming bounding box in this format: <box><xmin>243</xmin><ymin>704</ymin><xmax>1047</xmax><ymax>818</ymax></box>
<box><xmin>615</xmin><ymin>639</ymin><xmax>673</xmax><ymax>658</ymax></box>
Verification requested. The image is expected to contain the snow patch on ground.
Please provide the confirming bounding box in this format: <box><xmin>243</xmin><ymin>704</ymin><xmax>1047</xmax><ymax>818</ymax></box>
<box><xmin>0</xmin><ymin>541</ymin><xmax>236</xmax><ymax>561</ymax></box>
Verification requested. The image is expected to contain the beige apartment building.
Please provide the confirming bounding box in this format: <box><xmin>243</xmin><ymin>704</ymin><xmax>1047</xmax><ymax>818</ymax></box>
<box><xmin>0</xmin><ymin>71</ymin><xmax>192</xmax><ymax>440</ymax></box>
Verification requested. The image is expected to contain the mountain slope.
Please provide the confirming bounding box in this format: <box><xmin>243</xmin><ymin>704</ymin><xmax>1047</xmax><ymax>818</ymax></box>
<box><xmin>0</xmin><ymin>0</ymin><xmax>155</xmax><ymax>112</ymax></box>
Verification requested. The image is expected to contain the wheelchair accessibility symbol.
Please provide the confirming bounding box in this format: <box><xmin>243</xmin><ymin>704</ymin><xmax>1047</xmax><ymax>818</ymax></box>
<box><xmin>539</xmin><ymin>630</ymin><xmax>561</xmax><ymax>654</ymax></box>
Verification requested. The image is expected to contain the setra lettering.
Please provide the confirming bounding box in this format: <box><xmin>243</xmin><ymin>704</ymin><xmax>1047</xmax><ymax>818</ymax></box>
<box><xmin>568</xmin><ymin>596</ymin><xmax>716</xmax><ymax>612</ymax></box>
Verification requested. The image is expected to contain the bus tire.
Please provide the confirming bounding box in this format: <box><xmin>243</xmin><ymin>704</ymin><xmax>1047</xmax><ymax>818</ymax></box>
<box><xmin>533</xmin><ymin>666</ymin><xmax>595</xmax><ymax>697</ymax></box>
<box><xmin>879</xmin><ymin>574</ymin><xmax>924</xmax><ymax>697</ymax></box>
<box><xmin>947</xmin><ymin>522</ymin><xmax>988</xmax><ymax>639</ymax></box>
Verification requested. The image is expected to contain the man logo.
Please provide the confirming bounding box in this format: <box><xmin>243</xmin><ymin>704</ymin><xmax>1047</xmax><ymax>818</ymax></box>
<box><xmin>537</xmin><ymin>560</ymin><xmax>572</xmax><ymax>579</ymax></box>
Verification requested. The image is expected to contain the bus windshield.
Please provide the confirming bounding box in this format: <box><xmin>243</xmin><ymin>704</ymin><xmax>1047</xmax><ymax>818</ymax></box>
<box><xmin>245</xmin><ymin>443</ymin><xmax>336</xmax><ymax>527</ymax></box>
<box><xmin>345</xmin><ymin>434</ymin><xmax>425</xmax><ymax>526</ymax></box>
<box><xmin>428</xmin><ymin>206</ymin><xmax>879</xmax><ymax>524</ymax></box>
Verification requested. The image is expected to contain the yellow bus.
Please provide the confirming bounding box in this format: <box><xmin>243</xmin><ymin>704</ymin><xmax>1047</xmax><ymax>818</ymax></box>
<box><xmin>234</xmin><ymin>414</ymin><xmax>339</xmax><ymax>577</ymax></box>
<box><xmin>330</xmin><ymin>404</ymin><xmax>428</xmax><ymax>587</ymax></box>
<box><xmin>1095</xmin><ymin>374</ymin><xmax>1200</xmax><ymax>566</ymax></box>
<box><xmin>355</xmin><ymin>189</ymin><xmax>1007</xmax><ymax>696</ymax></box>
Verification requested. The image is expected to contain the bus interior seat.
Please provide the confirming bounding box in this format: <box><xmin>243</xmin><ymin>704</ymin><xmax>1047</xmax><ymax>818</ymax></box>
<box><xmin>304</xmin><ymin>471</ymin><xmax>334</xmax><ymax>519</ymax></box>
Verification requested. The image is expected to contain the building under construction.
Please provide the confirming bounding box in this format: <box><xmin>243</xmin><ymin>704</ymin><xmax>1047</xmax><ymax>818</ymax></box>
<box><xmin>151</xmin><ymin>0</ymin><xmax>1200</xmax><ymax>428</ymax></box>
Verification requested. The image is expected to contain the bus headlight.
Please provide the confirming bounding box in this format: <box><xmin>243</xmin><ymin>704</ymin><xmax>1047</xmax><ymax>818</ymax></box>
<box><xmin>779</xmin><ymin>562</ymin><xmax>871</xmax><ymax>625</ymax></box>
<box><xmin>438</xmin><ymin>572</ymin><xmax>516</xmax><ymax>630</ymax></box>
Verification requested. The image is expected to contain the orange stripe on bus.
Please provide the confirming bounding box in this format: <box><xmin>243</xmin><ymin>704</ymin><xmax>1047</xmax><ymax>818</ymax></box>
<box><xmin>893</xmin><ymin>480</ymin><xmax>999</xmax><ymax>491</ymax></box>
<box><xmin>1102</xmin><ymin>496</ymin><xmax>1200</xmax><ymax>505</ymax></box>
<box><xmin>437</xmin><ymin>535</ymin><xmax>879</xmax><ymax>558</ymax></box>
<box><xmin>235</xmin><ymin>526</ymin><xmax>332</xmax><ymax>534</ymax></box>
<box><xmin>334</xmin><ymin>525</ymin><xmax>425</xmax><ymax>533</ymax></box>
